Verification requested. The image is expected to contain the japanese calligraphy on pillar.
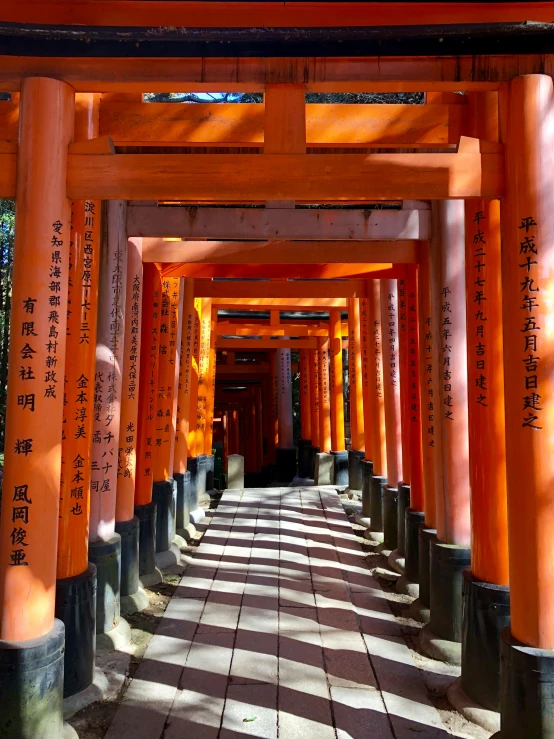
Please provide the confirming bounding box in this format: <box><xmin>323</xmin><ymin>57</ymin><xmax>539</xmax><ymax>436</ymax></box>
<box><xmin>144</xmin><ymin>284</ymin><xmax>160</xmax><ymax>476</ymax></box>
<box><xmin>373</xmin><ymin>314</ymin><xmax>383</xmax><ymax>399</ymax></box>
<box><xmin>518</xmin><ymin>215</ymin><xmax>542</xmax><ymax>430</ymax></box>
<box><xmin>360</xmin><ymin>298</ymin><xmax>370</xmax><ymax>396</ymax></box>
<box><xmin>320</xmin><ymin>341</ymin><xmax>330</xmax><ymax>408</ymax></box>
<box><xmin>424</xmin><ymin>314</ymin><xmax>435</xmax><ymax>446</ymax></box>
<box><xmin>196</xmin><ymin>300</ymin><xmax>211</xmax><ymax>438</ymax></box>
<box><xmin>469</xmin><ymin>210</ymin><xmax>490</xmax><ymax>410</ymax></box>
<box><xmin>441</xmin><ymin>285</ymin><xmax>455</xmax><ymax>421</ymax></box>
<box><xmin>175</xmin><ymin>279</ymin><xmax>195</xmax><ymax>471</ymax></box>
<box><xmin>387</xmin><ymin>289</ymin><xmax>398</xmax><ymax>388</ymax></box>
<box><xmin>311</xmin><ymin>349</ymin><xmax>320</xmax><ymax>419</ymax></box>
<box><xmin>155</xmin><ymin>280</ymin><xmax>173</xmax><ymax>457</ymax></box>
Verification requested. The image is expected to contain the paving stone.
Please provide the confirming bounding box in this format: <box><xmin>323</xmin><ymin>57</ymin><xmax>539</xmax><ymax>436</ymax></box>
<box><xmin>220</xmin><ymin>682</ymin><xmax>278</xmax><ymax>738</ymax></box>
<box><xmin>331</xmin><ymin>685</ymin><xmax>393</xmax><ymax>739</ymax></box>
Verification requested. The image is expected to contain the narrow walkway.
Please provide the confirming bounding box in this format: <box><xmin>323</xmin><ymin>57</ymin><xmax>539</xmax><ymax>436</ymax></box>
<box><xmin>105</xmin><ymin>487</ymin><xmax>448</xmax><ymax>738</ymax></box>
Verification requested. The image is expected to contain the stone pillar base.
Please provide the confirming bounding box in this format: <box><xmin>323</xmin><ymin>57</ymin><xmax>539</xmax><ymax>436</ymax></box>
<box><xmin>55</xmin><ymin>564</ymin><xmax>96</xmax><ymax>698</ymax></box>
<box><xmin>359</xmin><ymin>460</ymin><xmax>373</xmax><ymax>523</ymax></box>
<box><xmin>134</xmin><ymin>501</ymin><xmax>162</xmax><ymax>587</ymax></box>
<box><xmin>366</xmin><ymin>475</ymin><xmax>386</xmax><ymax>541</ymax></box>
<box><xmin>448</xmin><ymin>677</ymin><xmax>500</xmax><ymax>734</ymax></box>
<box><xmin>227</xmin><ymin>454</ymin><xmax>245</xmax><ymax>490</ymax></box>
<box><xmin>397</xmin><ymin>483</ymin><xmax>410</xmax><ymax>556</ymax></box>
<box><xmin>0</xmin><ymin>620</ymin><xmax>65</xmax><ymax>739</ymax></box>
<box><xmin>298</xmin><ymin>439</ymin><xmax>312</xmax><ymax>478</ymax></box>
<box><xmin>492</xmin><ymin>627</ymin><xmax>554</xmax><ymax>739</ymax></box>
<box><xmin>345</xmin><ymin>449</ymin><xmax>365</xmax><ymax>496</ymax></box>
<box><xmin>174</xmin><ymin>471</ymin><xmax>193</xmax><ymax>537</ymax></box>
<box><xmin>331</xmin><ymin>449</ymin><xmax>348</xmax><ymax>487</ymax></box>
<box><xmin>381</xmin><ymin>485</ymin><xmax>399</xmax><ymax>554</ymax></box>
<box><xmin>88</xmin><ymin>534</ymin><xmax>121</xmax><ymax>636</ymax></box>
<box><xmin>115</xmin><ymin>515</ymin><xmax>147</xmax><ymax>615</ymax></box>
<box><xmin>275</xmin><ymin>447</ymin><xmax>297</xmax><ymax>483</ymax></box>
<box><xmin>405</xmin><ymin>509</ymin><xmax>425</xmax><ymax>583</ymax></box>
<box><xmin>461</xmin><ymin>570</ymin><xmax>510</xmax><ymax>712</ymax></box>
<box><xmin>205</xmin><ymin>454</ymin><xmax>218</xmax><ymax>497</ymax></box>
<box><xmin>314</xmin><ymin>452</ymin><xmax>334</xmax><ymax>485</ymax></box>
<box><xmin>152</xmin><ymin>479</ymin><xmax>177</xmax><ymax>554</ymax></box>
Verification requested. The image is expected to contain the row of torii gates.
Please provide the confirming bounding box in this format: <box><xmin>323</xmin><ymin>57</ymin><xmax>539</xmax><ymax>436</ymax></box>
<box><xmin>0</xmin><ymin>65</ymin><xmax>553</xmax><ymax>739</ymax></box>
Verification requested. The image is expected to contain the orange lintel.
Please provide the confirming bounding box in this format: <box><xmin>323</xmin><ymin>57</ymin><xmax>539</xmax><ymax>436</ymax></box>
<box><xmin>161</xmin><ymin>264</ymin><xmax>398</xmax><ymax>280</ymax></box>
<box><xmin>193</xmin><ymin>279</ymin><xmax>366</xmax><ymax>299</ymax></box>
<box><xmin>146</xmin><ymin>239</ymin><xmax>418</xmax><ymax>265</ymax></box>
<box><xmin>212</xmin><ymin>298</ymin><xmax>348</xmax><ymax>310</ymax></box>
<box><xmin>218</xmin><ymin>338</ymin><xmax>317</xmax><ymax>350</ymax></box>
<box><xmin>4</xmin><ymin>3</ymin><xmax>553</xmax><ymax>28</ymax></box>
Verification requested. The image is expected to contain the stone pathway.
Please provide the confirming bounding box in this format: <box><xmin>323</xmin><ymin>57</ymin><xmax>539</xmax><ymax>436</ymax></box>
<box><xmin>104</xmin><ymin>487</ymin><xmax>451</xmax><ymax>738</ymax></box>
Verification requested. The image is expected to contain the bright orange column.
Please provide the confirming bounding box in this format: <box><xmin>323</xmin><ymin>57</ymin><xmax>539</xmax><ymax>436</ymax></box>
<box><xmin>318</xmin><ymin>336</ymin><xmax>332</xmax><ymax>453</ymax></box>
<box><xmin>0</xmin><ymin>78</ymin><xmax>74</xmax><ymax>641</ymax></box>
<box><xmin>269</xmin><ymin>351</ymin><xmax>279</xmax><ymax>463</ymax></box>
<box><xmin>502</xmin><ymin>75</ymin><xmax>554</xmax><ymax>649</ymax></box>
<box><xmin>418</xmin><ymin>243</ymin><xmax>437</xmax><ymax>528</ymax></box>
<box><xmin>90</xmin><ymin>202</ymin><xmax>127</xmax><ymax>542</ymax></box>
<box><xmin>135</xmin><ymin>264</ymin><xmax>161</xmax><ymax>506</ymax></box>
<box><xmin>277</xmin><ymin>348</ymin><xmax>293</xmax><ymax>448</ymax></box>
<box><xmin>174</xmin><ymin>278</ymin><xmax>195</xmax><ymax>474</ymax></box>
<box><xmin>380</xmin><ymin>280</ymin><xmax>403</xmax><ymax>488</ymax></box>
<box><xmin>436</xmin><ymin>201</ymin><xmax>471</xmax><ymax>547</ymax></box>
<box><xmin>329</xmin><ymin>309</ymin><xmax>345</xmax><ymax>451</ymax></box>
<box><xmin>405</xmin><ymin>265</ymin><xmax>424</xmax><ymax>513</ymax></box>
<box><xmin>204</xmin><ymin>305</ymin><xmax>218</xmax><ymax>456</ymax></box>
<box><xmin>255</xmin><ymin>385</ymin><xmax>264</xmax><ymax>471</ymax></box>
<box><xmin>195</xmin><ymin>298</ymin><xmax>212</xmax><ymax>454</ymax></box>
<box><xmin>308</xmin><ymin>348</ymin><xmax>320</xmax><ymax>449</ymax></box>
<box><xmin>115</xmin><ymin>237</ymin><xmax>142</xmax><ymax>523</ymax></box>
<box><xmin>187</xmin><ymin>298</ymin><xmax>202</xmax><ymax>457</ymax></box>
<box><xmin>153</xmin><ymin>276</ymin><xmax>181</xmax><ymax>481</ymax></box>
<box><xmin>348</xmin><ymin>297</ymin><xmax>365</xmax><ymax>452</ymax></box>
<box><xmin>397</xmin><ymin>274</ymin><xmax>411</xmax><ymax>484</ymax></box>
<box><xmin>57</xmin><ymin>94</ymin><xmax>101</xmax><ymax>580</ymax></box>
<box><xmin>299</xmin><ymin>349</ymin><xmax>312</xmax><ymax>441</ymax></box>
<box><xmin>367</xmin><ymin>281</ymin><xmax>387</xmax><ymax>478</ymax></box>
<box><xmin>359</xmin><ymin>295</ymin><xmax>374</xmax><ymax>460</ymax></box>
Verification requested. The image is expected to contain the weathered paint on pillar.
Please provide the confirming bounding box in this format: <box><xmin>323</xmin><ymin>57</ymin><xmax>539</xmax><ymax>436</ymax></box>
<box><xmin>299</xmin><ymin>349</ymin><xmax>311</xmax><ymax>440</ymax></box>
<box><xmin>406</xmin><ymin>265</ymin><xmax>424</xmax><ymax>512</ymax></box>
<box><xmin>135</xmin><ymin>264</ymin><xmax>161</xmax><ymax>506</ymax></box>
<box><xmin>380</xmin><ymin>279</ymin><xmax>402</xmax><ymax>488</ymax></box>
<box><xmin>397</xmin><ymin>274</ymin><xmax>412</xmax><ymax>483</ymax></box>
<box><xmin>115</xmin><ymin>237</ymin><xmax>142</xmax><ymax>523</ymax></box>
<box><xmin>308</xmin><ymin>348</ymin><xmax>320</xmax><ymax>449</ymax></box>
<box><xmin>367</xmin><ymin>281</ymin><xmax>387</xmax><ymax>477</ymax></box>
<box><xmin>153</xmin><ymin>276</ymin><xmax>181</xmax><ymax>481</ymax></box>
<box><xmin>465</xmin><ymin>93</ymin><xmax>509</xmax><ymax>587</ymax></box>
<box><xmin>359</xmin><ymin>294</ymin><xmax>374</xmax><ymax>460</ymax></box>
<box><xmin>436</xmin><ymin>200</ymin><xmax>471</xmax><ymax>546</ymax></box>
<box><xmin>187</xmin><ymin>298</ymin><xmax>202</xmax><ymax>457</ymax></box>
<box><xmin>268</xmin><ymin>351</ymin><xmax>279</xmax><ymax>459</ymax></box>
<box><xmin>277</xmin><ymin>348</ymin><xmax>293</xmax><ymax>448</ymax></box>
<box><xmin>174</xmin><ymin>278</ymin><xmax>195</xmax><ymax>473</ymax></box>
<box><xmin>0</xmin><ymin>77</ymin><xmax>74</xmax><ymax>641</ymax></box>
<box><xmin>418</xmin><ymin>243</ymin><xmax>438</xmax><ymax>528</ymax></box>
<box><xmin>502</xmin><ymin>75</ymin><xmax>554</xmax><ymax>647</ymax></box>
<box><xmin>348</xmin><ymin>298</ymin><xmax>365</xmax><ymax>452</ymax></box>
<box><xmin>58</xmin><ymin>93</ymin><xmax>101</xmax><ymax>579</ymax></box>
<box><xmin>195</xmin><ymin>298</ymin><xmax>212</xmax><ymax>454</ymax></box>
<box><xmin>329</xmin><ymin>309</ymin><xmax>345</xmax><ymax>450</ymax></box>
<box><xmin>318</xmin><ymin>336</ymin><xmax>332</xmax><ymax>453</ymax></box>
<box><xmin>90</xmin><ymin>201</ymin><xmax>127</xmax><ymax>542</ymax></box>
<box><xmin>204</xmin><ymin>305</ymin><xmax>218</xmax><ymax>456</ymax></box>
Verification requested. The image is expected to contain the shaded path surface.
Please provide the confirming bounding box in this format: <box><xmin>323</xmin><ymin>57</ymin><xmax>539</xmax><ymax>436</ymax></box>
<box><xmin>105</xmin><ymin>487</ymin><xmax>449</xmax><ymax>738</ymax></box>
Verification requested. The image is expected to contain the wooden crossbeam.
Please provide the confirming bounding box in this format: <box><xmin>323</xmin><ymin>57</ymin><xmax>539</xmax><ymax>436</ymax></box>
<box><xmin>161</xmin><ymin>263</ymin><xmax>398</xmax><ymax>279</ymax></box>
<box><xmin>194</xmin><ymin>280</ymin><xmax>365</xmax><ymax>299</ymax></box>
<box><xmin>128</xmin><ymin>206</ymin><xmax>430</xmax><ymax>240</ymax></box>
<box><xmin>0</xmin><ymin>141</ymin><xmax>502</xmax><ymax>201</ymax></box>
<box><xmin>212</xmin><ymin>298</ymin><xmax>348</xmax><ymax>310</ymax></box>
<box><xmin>0</xmin><ymin>55</ymin><xmax>539</xmax><ymax>93</ymax></box>
<box><xmin>97</xmin><ymin>102</ymin><xmax>465</xmax><ymax>148</ymax></box>
<box><xmin>5</xmin><ymin>3</ymin><xmax>552</xmax><ymax>28</ymax></box>
<box><xmin>218</xmin><ymin>338</ymin><xmax>317</xmax><ymax>350</ymax></box>
<box><xmin>145</xmin><ymin>239</ymin><xmax>418</xmax><ymax>264</ymax></box>
<box><xmin>216</xmin><ymin>324</ymin><xmax>333</xmax><ymax>337</ymax></box>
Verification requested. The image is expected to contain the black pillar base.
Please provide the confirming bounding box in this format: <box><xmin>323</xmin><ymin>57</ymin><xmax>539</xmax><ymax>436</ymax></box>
<box><xmin>187</xmin><ymin>455</ymin><xmax>206</xmax><ymax>512</ymax></box>
<box><xmin>347</xmin><ymin>449</ymin><xmax>365</xmax><ymax>492</ymax></box>
<box><xmin>197</xmin><ymin>453</ymin><xmax>208</xmax><ymax>502</ymax></box>
<box><xmin>55</xmin><ymin>564</ymin><xmax>96</xmax><ymax>698</ymax></box>
<box><xmin>174</xmin><ymin>471</ymin><xmax>192</xmax><ymax>532</ymax></box>
<box><xmin>310</xmin><ymin>446</ymin><xmax>319</xmax><ymax>478</ymax></box>
<box><xmin>495</xmin><ymin>627</ymin><xmax>554</xmax><ymax>738</ymax></box>
<box><xmin>331</xmin><ymin>449</ymin><xmax>348</xmax><ymax>486</ymax></box>
<box><xmin>397</xmin><ymin>484</ymin><xmax>411</xmax><ymax>557</ymax></box>
<box><xmin>0</xmin><ymin>619</ymin><xmax>65</xmax><ymax>738</ymax></box>
<box><xmin>361</xmin><ymin>460</ymin><xmax>374</xmax><ymax>519</ymax></box>
<box><xmin>405</xmin><ymin>509</ymin><xmax>425</xmax><ymax>583</ymax></box>
<box><xmin>152</xmin><ymin>479</ymin><xmax>177</xmax><ymax>553</ymax></box>
<box><xmin>205</xmin><ymin>454</ymin><xmax>217</xmax><ymax>496</ymax></box>
<box><xmin>369</xmin><ymin>475</ymin><xmax>386</xmax><ymax>534</ymax></box>
<box><xmin>275</xmin><ymin>447</ymin><xmax>297</xmax><ymax>483</ymax></box>
<box><xmin>418</xmin><ymin>525</ymin><xmax>437</xmax><ymax>608</ymax></box>
<box><xmin>88</xmin><ymin>533</ymin><xmax>121</xmax><ymax>635</ymax></box>
<box><xmin>134</xmin><ymin>501</ymin><xmax>157</xmax><ymax>578</ymax></box>
<box><xmin>115</xmin><ymin>516</ymin><xmax>140</xmax><ymax>598</ymax></box>
<box><xmin>462</xmin><ymin>570</ymin><xmax>510</xmax><ymax>712</ymax></box>
<box><xmin>382</xmin><ymin>485</ymin><xmax>398</xmax><ymax>551</ymax></box>
<box><xmin>430</xmin><ymin>540</ymin><xmax>471</xmax><ymax>642</ymax></box>
<box><xmin>298</xmin><ymin>439</ymin><xmax>312</xmax><ymax>478</ymax></box>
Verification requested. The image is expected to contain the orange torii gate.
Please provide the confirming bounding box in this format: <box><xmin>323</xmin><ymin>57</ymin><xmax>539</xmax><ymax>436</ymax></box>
<box><xmin>1</xmin><ymin>9</ymin><xmax>554</xmax><ymax>736</ymax></box>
